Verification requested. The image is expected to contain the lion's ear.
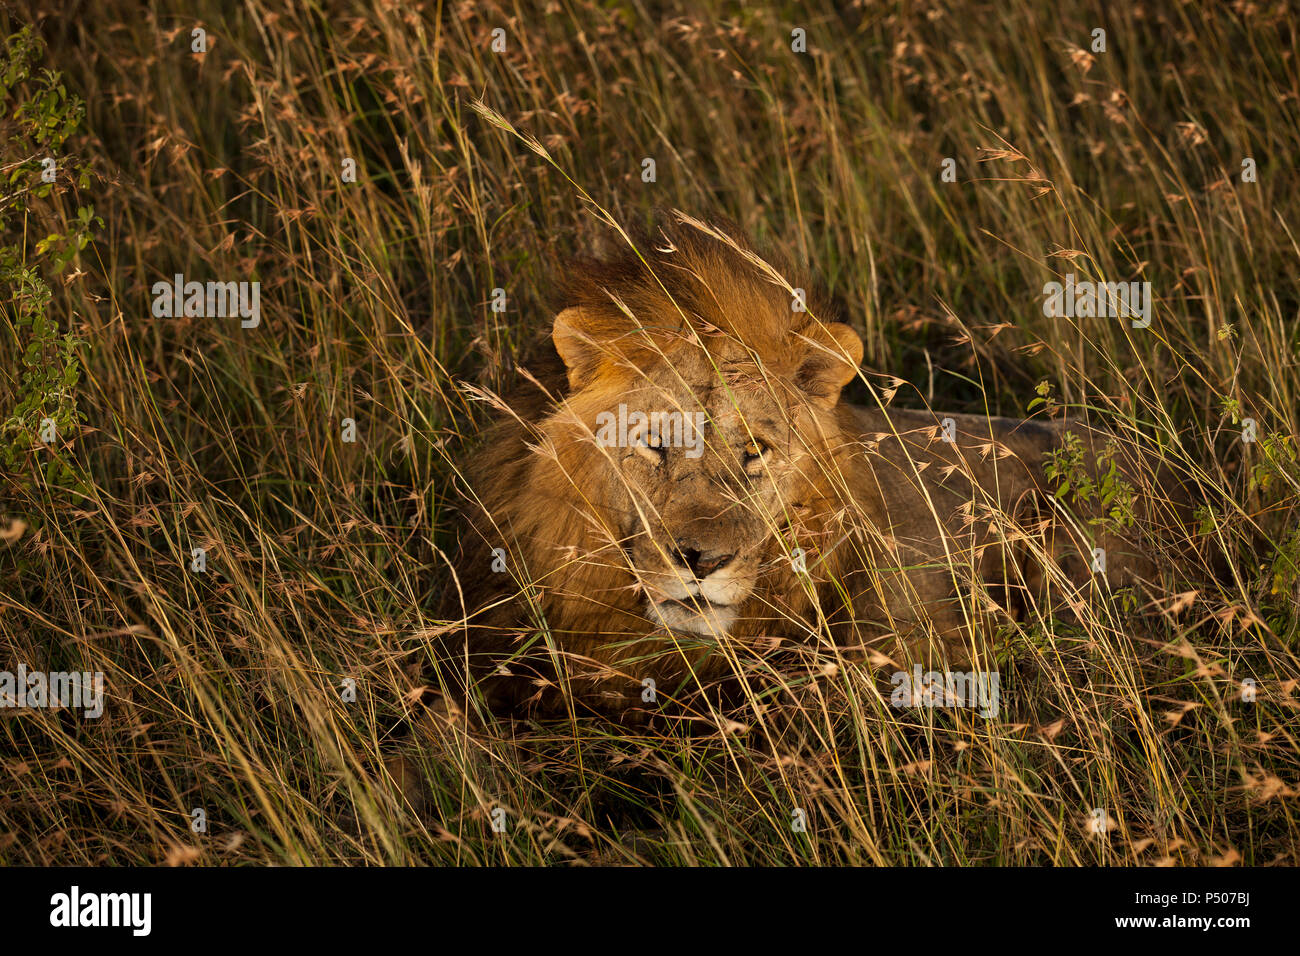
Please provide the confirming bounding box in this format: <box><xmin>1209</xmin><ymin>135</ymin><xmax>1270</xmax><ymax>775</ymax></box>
<box><xmin>795</xmin><ymin>321</ymin><xmax>863</xmax><ymax>407</ymax></box>
<box><xmin>552</xmin><ymin>306</ymin><xmax>609</xmax><ymax>390</ymax></box>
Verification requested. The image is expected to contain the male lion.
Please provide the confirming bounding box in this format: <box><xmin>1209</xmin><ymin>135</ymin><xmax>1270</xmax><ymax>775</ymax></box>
<box><xmin>437</xmin><ymin>213</ymin><xmax>1182</xmax><ymax>719</ymax></box>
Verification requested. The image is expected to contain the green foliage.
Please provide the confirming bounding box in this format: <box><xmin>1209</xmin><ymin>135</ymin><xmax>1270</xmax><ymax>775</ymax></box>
<box><xmin>1267</xmin><ymin>528</ymin><xmax>1300</xmax><ymax>604</ymax></box>
<box><xmin>1251</xmin><ymin>432</ymin><xmax>1298</xmax><ymax>495</ymax></box>
<box><xmin>1025</xmin><ymin>380</ymin><xmax>1057</xmax><ymax>417</ymax></box>
<box><xmin>1043</xmin><ymin>431</ymin><xmax>1137</xmax><ymax>533</ymax></box>
<box><xmin>0</xmin><ymin>26</ymin><xmax>95</xmax><ymax>489</ymax></box>
<box><xmin>1219</xmin><ymin>394</ymin><xmax>1242</xmax><ymax>424</ymax></box>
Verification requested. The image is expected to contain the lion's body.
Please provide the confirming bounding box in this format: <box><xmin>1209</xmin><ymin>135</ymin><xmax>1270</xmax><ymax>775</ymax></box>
<box><xmin>438</xmin><ymin>216</ymin><xmax>1174</xmax><ymax>718</ymax></box>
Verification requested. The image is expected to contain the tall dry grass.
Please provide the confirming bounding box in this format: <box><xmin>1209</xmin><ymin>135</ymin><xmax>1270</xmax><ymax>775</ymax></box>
<box><xmin>0</xmin><ymin>0</ymin><xmax>1297</xmax><ymax>865</ymax></box>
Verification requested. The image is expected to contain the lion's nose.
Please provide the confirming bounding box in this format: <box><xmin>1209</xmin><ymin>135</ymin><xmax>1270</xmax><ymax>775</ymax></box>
<box><xmin>673</xmin><ymin>546</ymin><xmax>735</xmax><ymax>579</ymax></box>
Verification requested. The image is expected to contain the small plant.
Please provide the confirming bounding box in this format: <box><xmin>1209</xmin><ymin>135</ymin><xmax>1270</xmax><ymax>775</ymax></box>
<box><xmin>1251</xmin><ymin>432</ymin><xmax>1298</xmax><ymax>494</ymax></box>
<box><xmin>1026</xmin><ymin>380</ymin><xmax>1058</xmax><ymax>417</ymax></box>
<box><xmin>1043</xmin><ymin>431</ymin><xmax>1137</xmax><ymax>533</ymax></box>
<box><xmin>1266</xmin><ymin>528</ymin><xmax>1300</xmax><ymax>603</ymax></box>
<box><xmin>1218</xmin><ymin>394</ymin><xmax>1242</xmax><ymax>424</ymax></box>
<box><xmin>1193</xmin><ymin>504</ymin><xmax>1218</xmax><ymax>537</ymax></box>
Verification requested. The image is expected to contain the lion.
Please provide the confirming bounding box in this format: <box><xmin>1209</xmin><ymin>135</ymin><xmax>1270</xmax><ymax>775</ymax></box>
<box><xmin>436</xmin><ymin>213</ymin><xmax>1185</xmax><ymax>719</ymax></box>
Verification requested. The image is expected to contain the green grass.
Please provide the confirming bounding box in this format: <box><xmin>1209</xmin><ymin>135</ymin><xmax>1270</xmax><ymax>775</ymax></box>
<box><xmin>0</xmin><ymin>0</ymin><xmax>1297</xmax><ymax>865</ymax></box>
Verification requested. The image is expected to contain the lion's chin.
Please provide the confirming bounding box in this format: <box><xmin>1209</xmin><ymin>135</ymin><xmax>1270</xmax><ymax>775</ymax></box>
<box><xmin>647</xmin><ymin>597</ymin><xmax>739</xmax><ymax>637</ymax></box>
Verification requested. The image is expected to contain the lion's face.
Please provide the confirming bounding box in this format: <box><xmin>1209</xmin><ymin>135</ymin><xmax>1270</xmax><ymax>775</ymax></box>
<box><xmin>551</xmin><ymin>325</ymin><xmax>852</xmax><ymax>638</ymax></box>
<box><xmin>540</xmin><ymin>221</ymin><xmax>864</xmax><ymax>642</ymax></box>
<box><xmin>597</xmin><ymin>345</ymin><xmax>808</xmax><ymax>637</ymax></box>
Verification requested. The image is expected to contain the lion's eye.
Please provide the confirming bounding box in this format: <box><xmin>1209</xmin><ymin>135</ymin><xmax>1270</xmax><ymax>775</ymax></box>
<box><xmin>634</xmin><ymin>430</ymin><xmax>667</xmax><ymax>464</ymax></box>
<box><xmin>742</xmin><ymin>439</ymin><xmax>769</xmax><ymax>477</ymax></box>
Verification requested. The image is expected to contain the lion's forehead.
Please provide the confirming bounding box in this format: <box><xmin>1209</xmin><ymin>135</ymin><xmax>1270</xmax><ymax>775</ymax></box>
<box><xmin>632</xmin><ymin>374</ymin><xmax>784</xmax><ymax>427</ymax></box>
<box><xmin>707</xmin><ymin>404</ymin><xmax>780</xmax><ymax>434</ymax></box>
